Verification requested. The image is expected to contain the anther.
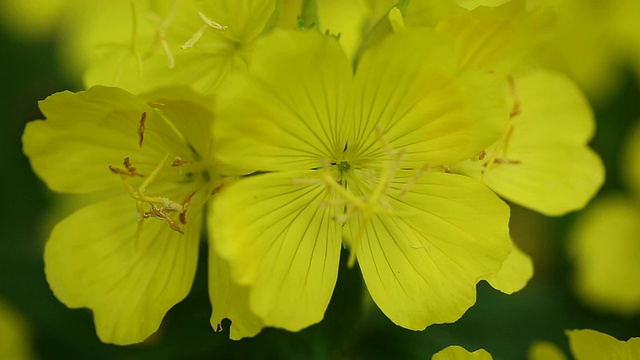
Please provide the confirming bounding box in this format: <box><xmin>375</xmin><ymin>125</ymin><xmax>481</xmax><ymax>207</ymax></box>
<box><xmin>171</xmin><ymin>157</ymin><xmax>194</xmax><ymax>167</ymax></box>
<box><xmin>179</xmin><ymin>190</ymin><xmax>197</xmax><ymax>225</ymax></box>
<box><xmin>109</xmin><ymin>157</ymin><xmax>144</xmax><ymax>177</ymax></box>
<box><xmin>137</xmin><ymin>112</ymin><xmax>146</xmax><ymax>148</ymax></box>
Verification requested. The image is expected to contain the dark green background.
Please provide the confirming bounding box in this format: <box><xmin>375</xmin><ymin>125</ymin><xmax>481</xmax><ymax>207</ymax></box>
<box><xmin>1</xmin><ymin>22</ymin><xmax>639</xmax><ymax>359</ymax></box>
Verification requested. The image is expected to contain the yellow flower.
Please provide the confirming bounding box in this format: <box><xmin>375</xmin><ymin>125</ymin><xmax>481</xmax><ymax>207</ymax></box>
<box><xmin>22</xmin><ymin>86</ymin><xmax>261</xmax><ymax>344</ymax></box>
<box><xmin>529</xmin><ymin>0</ymin><xmax>640</xmax><ymax>102</ymax></box>
<box><xmin>0</xmin><ymin>298</ymin><xmax>35</xmax><ymax>360</ymax></box>
<box><xmin>79</xmin><ymin>0</ymin><xmax>277</xmax><ymax>94</ymax></box>
<box><xmin>211</xmin><ymin>28</ymin><xmax>513</xmax><ymax>332</ymax></box>
<box><xmin>433</xmin><ymin>346</ymin><xmax>493</xmax><ymax>360</ymax></box>
<box><xmin>568</xmin><ymin>122</ymin><xmax>640</xmax><ymax>315</ymax></box>
<box><xmin>529</xmin><ymin>329</ymin><xmax>640</xmax><ymax>360</ymax></box>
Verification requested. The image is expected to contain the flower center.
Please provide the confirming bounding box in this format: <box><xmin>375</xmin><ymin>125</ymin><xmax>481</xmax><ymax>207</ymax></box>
<box><xmin>108</xmin><ymin>109</ymin><xmax>214</xmax><ymax>248</ymax></box>
<box><xmin>109</xmin><ymin>155</ymin><xmax>199</xmax><ymax>241</ymax></box>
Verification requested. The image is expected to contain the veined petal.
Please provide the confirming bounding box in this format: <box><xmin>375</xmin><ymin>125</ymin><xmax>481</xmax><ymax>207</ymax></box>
<box><xmin>567</xmin><ymin>329</ymin><xmax>640</xmax><ymax>360</ymax></box>
<box><xmin>210</xmin><ymin>171</ymin><xmax>342</xmax><ymax>331</ymax></box>
<box><xmin>350</xmin><ymin>28</ymin><xmax>508</xmax><ymax>168</ymax></box>
<box><xmin>432</xmin><ymin>345</ymin><xmax>493</xmax><ymax>360</ymax></box>
<box><xmin>44</xmin><ymin>195</ymin><xmax>201</xmax><ymax>345</ymax></box>
<box><xmin>436</xmin><ymin>0</ymin><xmax>555</xmax><ymax>75</ymax></box>
<box><xmin>568</xmin><ymin>194</ymin><xmax>640</xmax><ymax>315</ymax></box>
<box><xmin>351</xmin><ymin>171</ymin><xmax>511</xmax><ymax>329</ymax></box>
<box><xmin>215</xmin><ymin>30</ymin><xmax>352</xmax><ymax>172</ymax></box>
<box><xmin>23</xmin><ymin>86</ymin><xmax>216</xmax><ymax>194</ymax></box>
<box><xmin>209</xmin><ymin>243</ymin><xmax>264</xmax><ymax>340</ymax></box>
<box><xmin>484</xmin><ymin>242</ymin><xmax>533</xmax><ymax>294</ymax></box>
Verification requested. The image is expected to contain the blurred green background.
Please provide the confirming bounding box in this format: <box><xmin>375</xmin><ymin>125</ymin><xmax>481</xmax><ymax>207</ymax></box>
<box><xmin>1</xmin><ymin>14</ymin><xmax>640</xmax><ymax>360</ymax></box>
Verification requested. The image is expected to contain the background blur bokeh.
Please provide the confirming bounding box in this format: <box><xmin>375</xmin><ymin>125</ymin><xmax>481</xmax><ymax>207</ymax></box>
<box><xmin>1</xmin><ymin>3</ymin><xmax>639</xmax><ymax>359</ymax></box>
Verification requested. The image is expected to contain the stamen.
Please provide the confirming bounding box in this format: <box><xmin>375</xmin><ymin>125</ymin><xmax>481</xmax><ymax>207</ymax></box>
<box><xmin>199</xmin><ymin>12</ymin><xmax>228</xmax><ymax>31</ymax></box>
<box><xmin>179</xmin><ymin>190</ymin><xmax>197</xmax><ymax>225</ymax></box>
<box><xmin>181</xmin><ymin>12</ymin><xmax>228</xmax><ymax>50</ymax></box>
<box><xmin>137</xmin><ymin>112</ymin><xmax>146</xmax><ymax>148</ymax></box>
<box><xmin>146</xmin><ymin>0</ymin><xmax>179</xmax><ymax>69</ymax></box>
<box><xmin>482</xmin><ymin>78</ymin><xmax>522</xmax><ymax>180</ymax></box>
<box><xmin>182</xmin><ymin>24</ymin><xmax>208</xmax><ymax>50</ymax></box>
<box><xmin>109</xmin><ymin>154</ymin><xmax>194</xmax><ymax>241</ymax></box>
<box><xmin>109</xmin><ymin>157</ymin><xmax>144</xmax><ymax>177</ymax></box>
<box><xmin>171</xmin><ymin>157</ymin><xmax>194</xmax><ymax>167</ymax></box>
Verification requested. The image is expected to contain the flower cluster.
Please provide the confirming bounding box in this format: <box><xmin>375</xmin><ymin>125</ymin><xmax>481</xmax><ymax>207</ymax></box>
<box><xmin>22</xmin><ymin>0</ymin><xmax>605</xmax><ymax>346</ymax></box>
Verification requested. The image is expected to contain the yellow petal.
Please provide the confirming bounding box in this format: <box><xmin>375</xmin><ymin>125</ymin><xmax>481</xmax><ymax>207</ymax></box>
<box><xmin>23</xmin><ymin>86</ymin><xmax>216</xmax><ymax>194</ymax></box>
<box><xmin>567</xmin><ymin>329</ymin><xmax>640</xmax><ymax>360</ymax></box>
<box><xmin>436</xmin><ymin>0</ymin><xmax>555</xmax><ymax>75</ymax></box>
<box><xmin>404</xmin><ymin>0</ymin><xmax>463</xmax><ymax>28</ymax></box>
<box><xmin>528</xmin><ymin>341</ymin><xmax>569</xmax><ymax>360</ymax></box>
<box><xmin>45</xmin><ymin>195</ymin><xmax>201</xmax><ymax>344</ymax></box>
<box><xmin>350</xmin><ymin>28</ymin><xmax>508</xmax><ymax>167</ymax></box>
<box><xmin>0</xmin><ymin>0</ymin><xmax>69</xmax><ymax>40</ymax></box>
<box><xmin>484</xmin><ymin>242</ymin><xmax>533</xmax><ymax>294</ymax></box>
<box><xmin>432</xmin><ymin>345</ymin><xmax>493</xmax><ymax>360</ymax></box>
<box><xmin>23</xmin><ymin>87</ymin><xmax>151</xmax><ymax>193</ymax></box>
<box><xmin>352</xmin><ymin>171</ymin><xmax>511</xmax><ymax>329</ymax></box>
<box><xmin>209</xmin><ymin>243</ymin><xmax>264</xmax><ymax>340</ymax></box>
<box><xmin>210</xmin><ymin>171</ymin><xmax>342</xmax><ymax>331</ymax></box>
<box><xmin>568</xmin><ymin>194</ymin><xmax>640</xmax><ymax>315</ymax></box>
<box><xmin>215</xmin><ymin>30</ymin><xmax>352</xmax><ymax>173</ymax></box>
<box><xmin>454</xmin><ymin>70</ymin><xmax>605</xmax><ymax>216</ymax></box>
<box><xmin>316</xmin><ymin>0</ymin><xmax>371</xmax><ymax>58</ymax></box>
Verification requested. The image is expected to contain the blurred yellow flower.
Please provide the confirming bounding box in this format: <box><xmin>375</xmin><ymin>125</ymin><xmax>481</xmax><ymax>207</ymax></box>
<box><xmin>22</xmin><ymin>86</ymin><xmax>262</xmax><ymax>344</ymax></box>
<box><xmin>0</xmin><ymin>298</ymin><xmax>35</xmax><ymax>360</ymax></box>
<box><xmin>569</xmin><ymin>122</ymin><xmax>640</xmax><ymax>315</ymax></box>
<box><xmin>211</xmin><ymin>28</ymin><xmax>514</xmax><ymax>332</ymax></box>
<box><xmin>432</xmin><ymin>345</ymin><xmax>493</xmax><ymax>360</ymax></box>
<box><xmin>529</xmin><ymin>329</ymin><xmax>640</xmax><ymax>360</ymax></box>
<box><xmin>82</xmin><ymin>0</ymin><xmax>277</xmax><ymax>94</ymax></box>
<box><xmin>530</xmin><ymin>0</ymin><xmax>640</xmax><ymax>102</ymax></box>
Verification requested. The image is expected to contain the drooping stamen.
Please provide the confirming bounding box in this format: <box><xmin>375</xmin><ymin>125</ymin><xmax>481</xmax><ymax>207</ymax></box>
<box><xmin>181</xmin><ymin>12</ymin><xmax>228</xmax><ymax>50</ymax></box>
<box><xmin>109</xmin><ymin>154</ymin><xmax>191</xmax><ymax>247</ymax></box>
<box><xmin>482</xmin><ymin>77</ymin><xmax>522</xmax><ymax>179</ymax></box>
<box><xmin>146</xmin><ymin>0</ymin><xmax>179</xmax><ymax>69</ymax></box>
